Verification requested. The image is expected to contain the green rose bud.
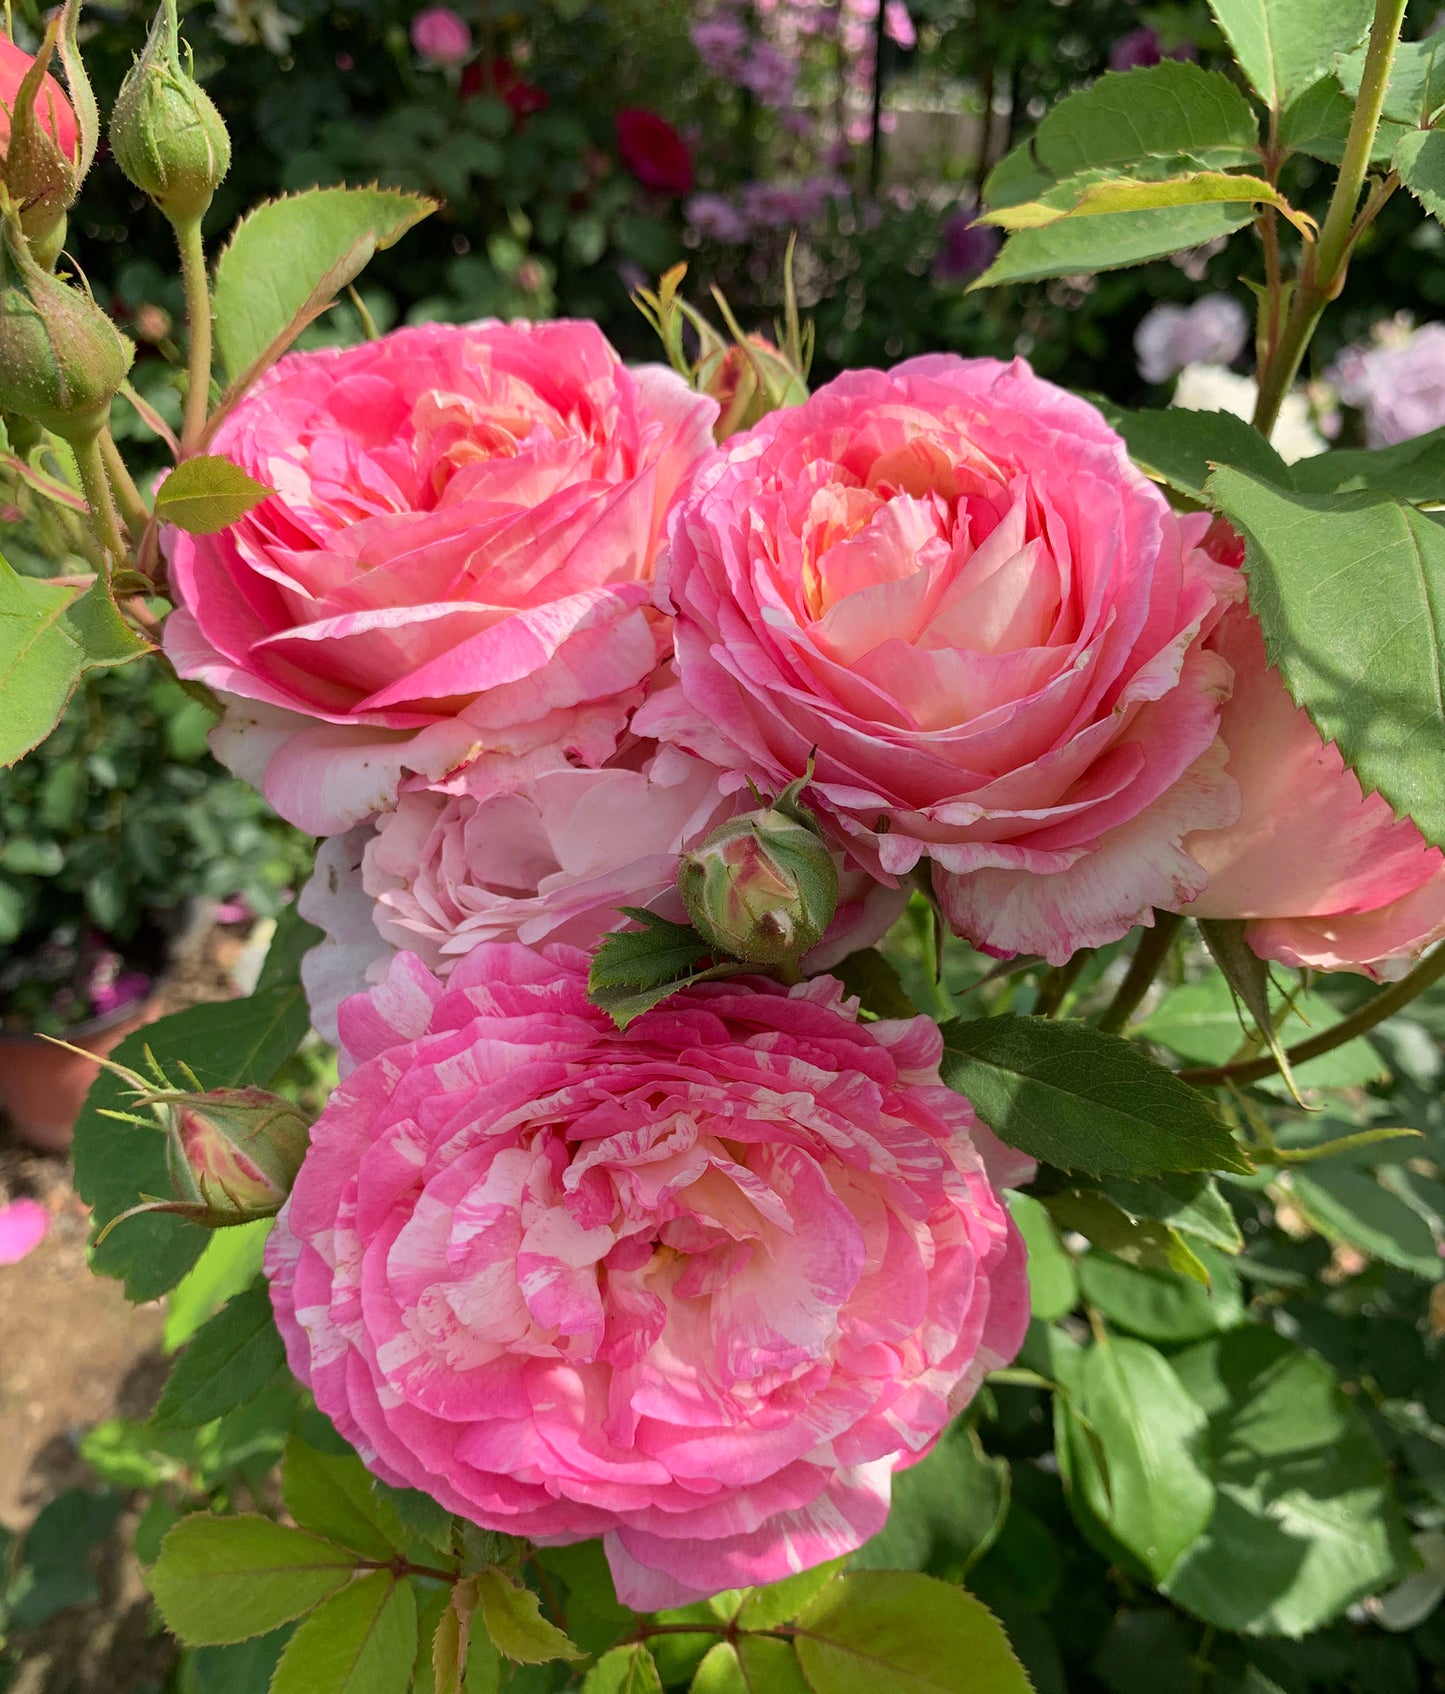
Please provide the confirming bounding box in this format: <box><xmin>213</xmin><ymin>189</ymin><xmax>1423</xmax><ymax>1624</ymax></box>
<box><xmin>0</xmin><ymin>212</ymin><xmax>132</xmax><ymax>442</ymax></box>
<box><xmin>161</xmin><ymin>1086</ymin><xmax>311</xmax><ymax>1225</ymax></box>
<box><xmin>109</xmin><ymin>0</ymin><xmax>230</xmax><ymax>224</ymax></box>
<box><xmin>679</xmin><ymin>791</ymin><xmax>839</xmax><ymax>966</ymax></box>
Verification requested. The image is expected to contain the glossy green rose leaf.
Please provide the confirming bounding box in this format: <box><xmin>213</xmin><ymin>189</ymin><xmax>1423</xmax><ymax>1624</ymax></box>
<box><xmin>1210</xmin><ymin>0</ymin><xmax>1372</xmax><ymax>109</ymax></box>
<box><xmin>1206</xmin><ymin>467</ymin><xmax>1445</xmax><ymax>851</ymax></box>
<box><xmin>940</xmin><ymin>1016</ymin><xmax>1251</xmax><ymax>1176</ymax></box>
<box><xmin>151</xmin><ymin>1280</ymin><xmax>285</xmax><ymax>1429</ymax></box>
<box><xmin>1091</xmin><ymin>401</ymin><xmax>1289</xmax><ymax>499</ymax></box>
<box><xmin>267</xmin><ymin>1570</ymin><xmax>418</xmax><ymax>1694</ymax></box>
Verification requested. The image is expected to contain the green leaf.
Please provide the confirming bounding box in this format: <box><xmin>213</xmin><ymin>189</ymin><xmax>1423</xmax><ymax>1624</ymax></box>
<box><xmin>1289</xmin><ymin>1165</ymin><xmax>1443</xmax><ymax>1275</ymax></box>
<box><xmin>0</xmin><ymin>557</ymin><xmax>149</xmax><ymax>766</ymax></box>
<box><xmin>852</xmin><ymin>1423</ymin><xmax>1009</xmax><ymax>1580</ymax></box>
<box><xmin>73</xmin><ymin>982</ymin><xmax>310</xmax><ymax>1300</ymax></box>
<box><xmin>791</xmin><ymin>1570</ymin><xmax>1034</xmax><ymax>1693</ymax></box>
<box><xmin>940</xmin><ymin>1016</ymin><xmax>1250</xmax><ymax>1177</ymax></box>
<box><xmin>151</xmin><ymin>1281</ymin><xmax>284</xmax><ymax>1429</ymax></box>
<box><xmin>154</xmin><ymin>455</ymin><xmax>274</xmax><ymax>535</ymax></box>
<box><xmin>269</xmin><ymin>1571</ymin><xmax>418</xmax><ymax>1694</ymax></box>
<box><xmin>371</xmin><ymin>1480</ymin><xmax>456</xmax><ymax>1558</ymax></box>
<box><xmin>1164</xmin><ymin>1326</ymin><xmax>1413</xmax><ymax>1635</ymax></box>
<box><xmin>1339</xmin><ymin>34</ymin><xmax>1445</xmax><ymax>127</ymax></box>
<box><xmin>283</xmin><ymin>1439</ymin><xmax>408</xmax><ymax>1563</ymax></box>
<box><xmin>1393</xmin><ymin>126</ymin><xmax>1445</xmax><ymax>222</ymax></box>
<box><xmin>985</xmin><ymin>172</ymin><xmax>1299</xmax><ymax>234</ymax></box>
<box><xmin>6</xmin><ymin>1489</ymin><xmax>122</xmax><ymax>1629</ymax></box>
<box><xmin>1027</xmin><ymin>61</ymin><xmax>1260</xmax><ymax>177</ymax></box>
<box><xmin>1077</xmin><ymin>1248</ymin><xmax>1245</xmax><ymax>1344</ymax></box>
<box><xmin>1209</xmin><ymin>0</ymin><xmax>1372</xmax><ymax>109</ymax></box>
<box><xmin>585</xmin><ymin>1644</ymin><xmax>664</xmax><ymax>1694</ymax></box>
<box><xmin>189</xmin><ymin>1628</ymin><xmax>293</xmax><ymax>1694</ymax></box>
<box><xmin>1090</xmin><ymin>1173</ymin><xmax>1243</xmax><ymax>1253</ymax></box>
<box><xmin>1215</xmin><ymin>466</ymin><xmax>1445</xmax><ymax>848</ymax></box>
<box><xmin>971</xmin><ymin>203</ymin><xmax>1254</xmax><ymax>289</ymax></box>
<box><xmin>735</xmin><ymin>1561</ymin><xmax>846</xmax><ymax>1630</ymax></box>
<box><xmin>1198</xmin><ymin>918</ymin><xmax>1304</xmax><ymax>1104</ymax></box>
<box><xmin>693</xmin><ymin>1640</ymin><xmax>812</xmax><ymax>1694</ymax></box>
<box><xmin>832</xmin><ymin>948</ymin><xmax>917</xmax><ymax>1019</ymax></box>
<box><xmin>148</xmin><ymin>1514</ymin><xmax>356</xmax><ymax>1645</ymax></box>
<box><xmin>1091</xmin><ymin>400</ymin><xmax>1289</xmax><ymax>498</ymax></box>
<box><xmin>164</xmin><ymin>1220</ymin><xmax>273</xmax><ymax>1351</ymax></box>
<box><xmin>1045</xmin><ymin>1190</ymin><xmax>1209</xmax><ymax>1284</ymax></box>
<box><xmin>473</xmin><ymin>1568</ymin><xmax>583</xmax><ymax>1664</ymax></box>
<box><xmin>1007</xmin><ymin>1192</ymin><xmax>1078</xmax><ymax>1323</ymax></box>
<box><xmin>588</xmin><ymin>910</ymin><xmax>711</xmax><ymax>991</ymax></box>
<box><xmin>213</xmin><ymin>186</ymin><xmax>436</xmax><ymax>389</ymax></box>
<box><xmin>1288</xmin><ymin>427</ymin><xmax>1445</xmax><ymax>502</ymax></box>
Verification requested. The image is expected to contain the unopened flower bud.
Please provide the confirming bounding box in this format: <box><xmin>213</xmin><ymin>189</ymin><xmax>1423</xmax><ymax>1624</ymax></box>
<box><xmin>109</xmin><ymin>0</ymin><xmax>230</xmax><ymax>224</ymax></box>
<box><xmin>696</xmin><ymin>332</ymin><xmax>808</xmax><ymax>441</ymax></box>
<box><xmin>0</xmin><ymin>213</ymin><xmax>132</xmax><ymax>442</ymax></box>
<box><xmin>679</xmin><ymin>794</ymin><xmax>838</xmax><ymax>965</ymax></box>
<box><xmin>1</xmin><ymin>33</ymin><xmax>83</xmax><ymax>267</ymax></box>
<box><xmin>163</xmin><ymin>1087</ymin><xmax>310</xmax><ymax>1224</ymax></box>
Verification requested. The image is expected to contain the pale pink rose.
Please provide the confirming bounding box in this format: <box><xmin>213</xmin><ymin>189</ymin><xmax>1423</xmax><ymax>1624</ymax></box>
<box><xmin>1185</xmin><ymin>593</ymin><xmax>1445</xmax><ymax>980</ymax></box>
<box><xmin>410</xmin><ymin>5</ymin><xmax>472</xmax><ymax>63</ymax></box>
<box><xmin>265</xmin><ymin>943</ymin><xmax>1030</xmax><ymax>1608</ymax></box>
<box><xmin>296</xmin><ymin>732</ymin><xmax>907</xmax><ymax>1041</ymax></box>
<box><xmin>641</xmin><ymin>356</ymin><xmax>1242</xmax><ymax>964</ymax></box>
<box><xmin>163</xmin><ymin>321</ymin><xmax>718</xmax><ymax>834</ymax></box>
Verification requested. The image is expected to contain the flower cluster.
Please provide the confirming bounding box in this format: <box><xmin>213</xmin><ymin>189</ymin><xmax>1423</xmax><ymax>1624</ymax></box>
<box><xmin>161</xmin><ymin>314</ymin><xmax>1445</xmax><ymax>1606</ymax></box>
<box><xmin>1329</xmin><ymin>317</ymin><xmax>1445</xmax><ymax>446</ymax></box>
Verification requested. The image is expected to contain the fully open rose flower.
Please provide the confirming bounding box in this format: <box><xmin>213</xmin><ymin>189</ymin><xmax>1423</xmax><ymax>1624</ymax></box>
<box><xmin>297</xmin><ymin>734</ymin><xmax>906</xmax><ymax>1044</ymax></box>
<box><xmin>265</xmin><ymin>943</ymin><xmax>1030</xmax><ymax>1608</ymax></box>
<box><xmin>163</xmin><ymin>320</ymin><xmax>717</xmax><ymax>834</ymax></box>
<box><xmin>1184</xmin><ymin>530</ymin><xmax>1445</xmax><ymax>979</ymax></box>
<box><xmin>641</xmin><ymin>355</ymin><xmax>1241</xmax><ymax>963</ymax></box>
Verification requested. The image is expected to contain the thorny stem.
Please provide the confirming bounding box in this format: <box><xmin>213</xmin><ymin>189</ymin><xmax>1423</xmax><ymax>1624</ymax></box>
<box><xmin>1178</xmin><ymin>944</ymin><xmax>1445</xmax><ymax>1087</ymax></box>
<box><xmin>1035</xmin><ymin>951</ymin><xmax>1087</xmax><ymax>1018</ymax></box>
<box><xmin>1252</xmin><ymin>0</ymin><xmax>1408</xmax><ymax>436</ymax></box>
<box><xmin>1098</xmin><ymin>912</ymin><xmax>1184</xmax><ymax>1036</ymax></box>
<box><xmin>72</xmin><ymin>430</ymin><xmax>125</xmax><ymax>567</ymax></box>
<box><xmin>100</xmin><ymin>427</ymin><xmax>149</xmax><ymax>542</ymax></box>
<box><xmin>175</xmin><ymin>212</ymin><xmax>212</xmax><ymax>450</ymax></box>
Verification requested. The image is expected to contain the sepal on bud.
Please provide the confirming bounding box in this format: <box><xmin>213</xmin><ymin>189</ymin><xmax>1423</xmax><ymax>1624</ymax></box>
<box><xmin>109</xmin><ymin>0</ymin><xmax>230</xmax><ymax>224</ymax></box>
<box><xmin>678</xmin><ymin>773</ymin><xmax>839</xmax><ymax>965</ymax></box>
<box><xmin>0</xmin><ymin>208</ymin><xmax>132</xmax><ymax>442</ymax></box>
<box><xmin>54</xmin><ymin>1044</ymin><xmax>312</xmax><ymax>1240</ymax></box>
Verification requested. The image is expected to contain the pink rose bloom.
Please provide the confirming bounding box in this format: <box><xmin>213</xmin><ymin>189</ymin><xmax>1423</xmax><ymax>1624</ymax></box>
<box><xmin>0</xmin><ymin>1199</ymin><xmax>49</xmax><ymax>1266</ymax></box>
<box><xmin>641</xmin><ymin>356</ymin><xmax>1242</xmax><ymax>964</ymax></box>
<box><xmin>265</xmin><ymin>943</ymin><xmax>1030</xmax><ymax>1608</ymax></box>
<box><xmin>1184</xmin><ymin>542</ymin><xmax>1445</xmax><ymax>979</ymax></box>
<box><xmin>163</xmin><ymin>322</ymin><xmax>717</xmax><ymax>834</ymax></box>
<box><xmin>410</xmin><ymin>6</ymin><xmax>472</xmax><ymax>63</ymax></box>
<box><xmin>297</xmin><ymin>733</ymin><xmax>906</xmax><ymax>1042</ymax></box>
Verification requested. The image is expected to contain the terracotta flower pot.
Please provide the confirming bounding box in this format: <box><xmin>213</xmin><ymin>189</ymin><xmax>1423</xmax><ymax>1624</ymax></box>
<box><xmin>0</xmin><ymin>998</ymin><xmax>161</xmax><ymax>1154</ymax></box>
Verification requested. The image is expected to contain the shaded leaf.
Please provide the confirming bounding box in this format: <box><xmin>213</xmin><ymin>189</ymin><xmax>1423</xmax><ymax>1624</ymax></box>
<box><xmin>152</xmin><ymin>1281</ymin><xmax>284</xmax><ymax>1429</ymax></box>
<box><xmin>1090</xmin><ymin>1172</ymin><xmax>1242</xmax><ymax>1253</ymax></box>
<box><xmin>1078</xmin><ymin>1249</ymin><xmax>1245</xmax><ymax>1344</ymax></box>
<box><xmin>282</xmin><ymin>1439</ymin><xmax>407</xmax><ymax>1563</ymax></box>
<box><xmin>1207</xmin><ymin>466</ymin><xmax>1445</xmax><ymax>850</ymax></box>
<box><xmin>1289</xmin><ymin>427</ymin><xmax>1445</xmax><ymax>503</ymax></box>
<box><xmin>1338</xmin><ymin>34</ymin><xmax>1445</xmax><ymax>127</ymax></box>
<box><xmin>1045</xmin><ymin>1190</ymin><xmax>1209</xmax><ymax>1284</ymax></box>
<box><xmin>1008</xmin><ymin>1192</ymin><xmax>1079</xmax><ymax>1323</ymax></box>
<box><xmin>940</xmin><ymin>1016</ymin><xmax>1250</xmax><ymax>1177</ymax></box>
<box><xmin>1289</xmin><ymin>1164</ymin><xmax>1443</xmax><ymax>1275</ymax></box>
<box><xmin>1091</xmin><ymin>400</ymin><xmax>1289</xmax><ymax>498</ymax></box>
<box><xmin>851</xmin><ymin>1424</ymin><xmax>1009</xmax><ymax>1581</ymax></box>
<box><xmin>1394</xmin><ymin>126</ymin><xmax>1445</xmax><ymax>222</ymax></box>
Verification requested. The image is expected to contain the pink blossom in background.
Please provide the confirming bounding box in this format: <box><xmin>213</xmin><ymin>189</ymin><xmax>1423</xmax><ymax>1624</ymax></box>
<box><xmin>0</xmin><ymin>1200</ymin><xmax>49</xmax><ymax>1266</ymax></box>
<box><xmin>691</xmin><ymin>13</ymin><xmax>749</xmax><ymax>77</ymax></box>
<box><xmin>297</xmin><ymin>732</ymin><xmax>907</xmax><ymax>1042</ymax></box>
<box><xmin>1184</xmin><ymin>527</ymin><xmax>1445</xmax><ymax>979</ymax></box>
<box><xmin>1328</xmin><ymin>320</ymin><xmax>1445</xmax><ymax>445</ymax></box>
<box><xmin>1134</xmin><ymin>294</ymin><xmax>1250</xmax><ymax>384</ymax></box>
<box><xmin>642</xmin><ymin>355</ymin><xmax>1243</xmax><ymax>965</ymax></box>
<box><xmin>409</xmin><ymin>6</ymin><xmax>472</xmax><ymax>64</ymax></box>
<box><xmin>1108</xmin><ymin>25</ymin><xmax>1196</xmax><ymax>71</ymax></box>
<box><xmin>162</xmin><ymin>322</ymin><xmax>717</xmax><ymax>834</ymax></box>
<box><xmin>266</xmin><ymin>942</ymin><xmax>1030</xmax><ymax>1608</ymax></box>
<box><xmin>884</xmin><ymin>0</ymin><xmax>916</xmax><ymax>49</ymax></box>
<box><xmin>616</xmin><ymin>109</ymin><xmax>694</xmax><ymax>195</ymax></box>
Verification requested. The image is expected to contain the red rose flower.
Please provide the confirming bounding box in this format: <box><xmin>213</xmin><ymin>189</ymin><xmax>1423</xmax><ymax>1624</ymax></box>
<box><xmin>615</xmin><ymin>107</ymin><xmax>693</xmax><ymax>195</ymax></box>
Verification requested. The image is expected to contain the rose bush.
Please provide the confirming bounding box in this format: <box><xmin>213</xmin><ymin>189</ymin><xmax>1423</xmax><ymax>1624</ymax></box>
<box><xmin>265</xmin><ymin>941</ymin><xmax>1030</xmax><ymax>1608</ymax></box>
<box><xmin>642</xmin><ymin>355</ymin><xmax>1242</xmax><ymax>963</ymax></box>
<box><xmin>163</xmin><ymin>319</ymin><xmax>717</xmax><ymax>833</ymax></box>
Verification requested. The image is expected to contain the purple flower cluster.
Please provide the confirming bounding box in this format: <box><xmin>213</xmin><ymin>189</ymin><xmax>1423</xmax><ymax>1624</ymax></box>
<box><xmin>1134</xmin><ymin>294</ymin><xmax>1250</xmax><ymax>384</ymax></box>
<box><xmin>686</xmin><ymin>174</ymin><xmax>849</xmax><ymax>244</ymax></box>
<box><xmin>1329</xmin><ymin>319</ymin><xmax>1445</xmax><ymax>446</ymax></box>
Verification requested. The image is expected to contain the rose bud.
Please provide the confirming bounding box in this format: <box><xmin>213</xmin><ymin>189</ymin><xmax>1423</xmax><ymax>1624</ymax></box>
<box><xmin>679</xmin><ymin>783</ymin><xmax>839</xmax><ymax>964</ymax></box>
<box><xmin>696</xmin><ymin>332</ymin><xmax>809</xmax><ymax>441</ymax></box>
<box><xmin>0</xmin><ymin>211</ymin><xmax>133</xmax><ymax>443</ymax></box>
<box><xmin>109</xmin><ymin>0</ymin><xmax>230</xmax><ymax>224</ymax></box>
